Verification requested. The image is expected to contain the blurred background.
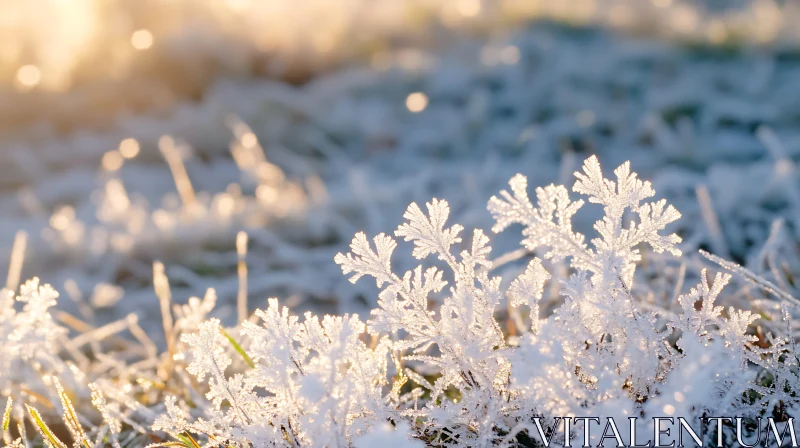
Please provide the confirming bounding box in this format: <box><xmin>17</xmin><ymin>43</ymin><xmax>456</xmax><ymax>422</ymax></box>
<box><xmin>2</xmin><ymin>0</ymin><xmax>800</xmax><ymax>333</ymax></box>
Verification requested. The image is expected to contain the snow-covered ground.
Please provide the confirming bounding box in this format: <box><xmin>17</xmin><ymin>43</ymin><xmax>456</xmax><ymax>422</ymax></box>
<box><xmin>2</xmin><ymin>9</ymin><xmax>800</xmax><ymax>338</ymax></box>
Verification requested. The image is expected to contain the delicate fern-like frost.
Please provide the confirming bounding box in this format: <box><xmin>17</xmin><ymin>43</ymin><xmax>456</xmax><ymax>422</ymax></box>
<box><xmin>141</xmin><ymin>155</ymin><xmax>800</xmax><ymax>447</ymax></box>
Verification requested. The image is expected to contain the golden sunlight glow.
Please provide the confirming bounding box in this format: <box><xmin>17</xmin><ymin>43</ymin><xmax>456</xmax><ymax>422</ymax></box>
<box><xmin>406</xmin><ymin>92</ymin><xmax>428</xmax><ymax>113</ymax></box>
<box><xmin>131</xmin><ymin>29</ymin><xmax>154</xmax><ymax>50</ymax></box>
<box><xmin>225</xmin><ymin>0</ymin><xmax>251</xmax><ymax>13</ymax></box>
<box><xmin>3</xmin><ymin>0</ymin><xmax>100</xmax><ymax>90</ymax></box>
<box><xmin>456</xmin><ymin>0</ymin><xmax>481</xmax><ymax>17</ymax></box>
<box><xmin>16</xmin><ymin>65</ymin><xmax>41</xmax><ymax>89</ymax></box>
<box><xmin>0</xmin><ymin>0</ymin><xmax>797</xmax><ymax>95</ymax></box>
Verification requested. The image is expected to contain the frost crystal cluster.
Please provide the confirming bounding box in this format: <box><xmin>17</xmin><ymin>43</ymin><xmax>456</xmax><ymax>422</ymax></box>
<box><xmin>0</xmin><ymin>279</ymin><xmax>74</xmax><ymax>407</ymax></box>
<box><xmin>145</xmin><ymin>156</ymin><xmax>799</xmax><ymax>447</ymax></box>
<box><xmin>154</xmin><ymin>302</ymin><xmax>393</xmax><ymax>447</ymax></box>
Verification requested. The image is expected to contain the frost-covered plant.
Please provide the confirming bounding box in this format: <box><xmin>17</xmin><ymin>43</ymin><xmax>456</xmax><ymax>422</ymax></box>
<box><xmin>0</xmin><ymin>278</ymin><xmax>73</xmax><ymax>404</ymax></box>
<box><xmin>333</xmin><ymin>155</ymin><xmax>797</xmax><ymax>446</ymax></box>
<box><xmin>153</xmin><ymin>300</ymin><xmax>392</xmax><ymax>447</ymax></box>
<box><xmin>490</xmin><ymin>156</ymin><xmax>684</xmax><ymax>398</ymax></box>
<box><xmin>0</xmin><ymin>278</ymin><xmax>140</xmax><ymax>447</ymax></box>
<box><xmin>335</xmin><ymin>198</ymin><xmax>524</xmax><ymax>446</ymax></box>
<box><xmin>496</xmin><ymin>158</ymin><xmax>799</xmax><ymax>442</ymax></box>
<box><xmin>148</xmin><ymin>155</ymin><xmax>799</xmax><ymax>447</ymax></box>
<box><xmin>0</xmin><ymin>278</ymin><xmax>66</xmax><ymax>382</ymax></box>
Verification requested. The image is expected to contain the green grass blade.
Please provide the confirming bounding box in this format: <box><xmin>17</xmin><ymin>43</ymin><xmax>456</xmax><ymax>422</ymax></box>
<box><xmin>2</xmin><ymin>397</ymin><xmax>11</xmax><ymax>433</ymax></box>
<box><xmin>26</xmin><ymin>404</ymin><xmax>67</xmax><ymax>448</ymax></box>
<box><xmin>221</xmin><ymin>329</ymin><xmax>255</xmax><ymax>368</ymax></box>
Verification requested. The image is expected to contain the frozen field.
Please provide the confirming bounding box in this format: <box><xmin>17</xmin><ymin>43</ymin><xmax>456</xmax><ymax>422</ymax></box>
<box><xmin>3</xmin><ymin>18</ymin><xmax>800</xmax><ymax>330</ymax></box>
<box><xmin>2</xmin><ymin>1</ymin><xmax>800</xmax><ymax>446</ymax></box>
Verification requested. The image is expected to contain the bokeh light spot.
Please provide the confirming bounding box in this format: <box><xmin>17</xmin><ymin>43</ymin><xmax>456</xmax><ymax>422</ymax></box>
<box><xmin>500</xmin><ymin>45</ymin><xmax>521</xmax><ymax>65</ymax></box>
<box><xmin>406</xmin><ymin>92</ymin><xmax>429</xmax><ymax>113</ymax></box>
<box><xmin>131</xmin><ymin>29</ymin><xmax>154</xmax><ymax>50</ymax></box>
<box><xmin>16</xmin><ymin>65</ymin><xmax>41</xmax><ymax>89</ymax></box>
<box><xmin>119</xmin><ymin>138</ymin><xmax>141</xmax><ymax>159</ymax></box>
<box><xmin>241</xmin><ymin>132</ymin><xmax>258</xmax><ymax>148</ymax></box>
<box><xmin>102</xmin><ymin>151</ymin><xmax>124</xmax><ymax>171</ymax></box>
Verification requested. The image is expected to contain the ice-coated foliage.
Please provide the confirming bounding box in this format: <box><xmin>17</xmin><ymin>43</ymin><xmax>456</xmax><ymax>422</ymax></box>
<box><xmin>141</xmin><ymin>156</ymin><xmax>800</xmax><ymax>447</ymax></box>
<box><xmin>489</xmin><ymin>155</ymin><xmax>684</xmax><ymax>400</ymax></box>
<box><xmin>7</xmin><ymin>156</ymin><xmax>799</xmax><ymax>447</ymax></box>
<box><xmin>8</xmin><ymin>20</ymin><xmax>800</xmax><ymax>343</ymax></box>
<box><xmin>0</xmin><ymin>279</ymin><xmax>136</xmax><ymax>447</ymax></box>
<box><xmin>0</xmin><ymin>278</ymin><xmax>66</xmax><ymax>382</ymax></box>
<box><xmin>0</xmin><ymin>279</ymin><xmax>73</xmax><ymax>407</ymax></box>
<box><xmin>152</xmin><ymin>300</ymin><xmax>392</xmax><ymax>447</ymax></box>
